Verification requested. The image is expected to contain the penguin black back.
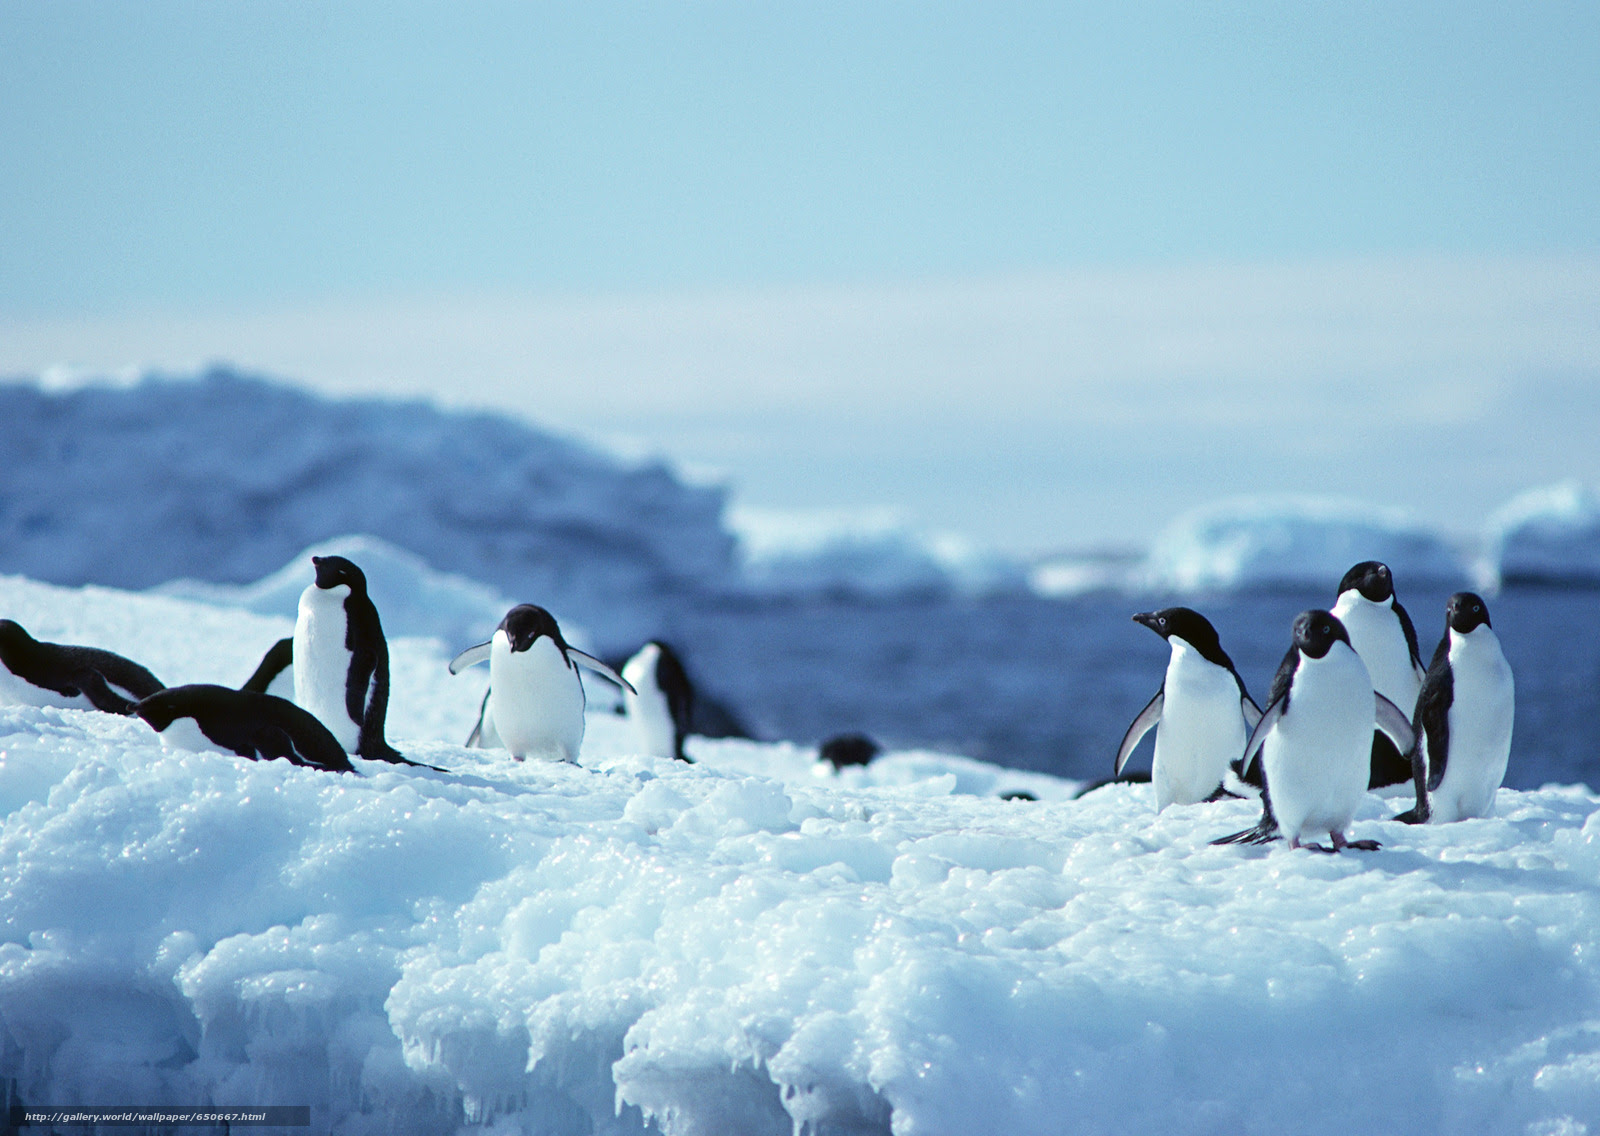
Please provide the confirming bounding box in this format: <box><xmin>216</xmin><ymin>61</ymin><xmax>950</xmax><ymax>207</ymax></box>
<box><xmin>0</xmin><ymin>619</ymin><xmax>166</xmax><ymax>715</ymax></box>
<box><xmin>136</xmin><ymin>684</ymin><xmax>354</xmax><ymax>772</ymax></box>
<box><xmin>311</xmin><ymin>555</ymin><xmax>400</xmax><ymax>762</ymax></box>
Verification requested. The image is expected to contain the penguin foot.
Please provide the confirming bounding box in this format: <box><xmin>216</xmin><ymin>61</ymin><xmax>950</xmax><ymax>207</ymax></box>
<box><xmin>1330</xmin><ymin>832</ymin><xmax>1381</xmax><ymax>852</ymax></box>
<box><xmin>1290</xmin><ymin>838</ymin><xmax>1338</xmax><ymax>854</ymax></box>
<box><xmin>1391</xmin><ymin>807</ymin><xmax>1427</xmax><ymax>825</ymax></box>
<box><xmin>1202</xmin><ymin>784</ymin><xmax>1245</xmax><ymax>803</ymax></box>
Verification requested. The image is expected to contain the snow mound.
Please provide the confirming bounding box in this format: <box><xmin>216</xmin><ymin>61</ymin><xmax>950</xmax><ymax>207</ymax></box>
<box><xmin>1140</xmin><ymin>495</ymin><xmax>1467</xmax><ymax>593</ymax></box>
<box><xmin>3</xmin><ymin>576</ymin><xmax>1600</xmax><ymax>1135</ymax></box>
<box><xmin>728</xmin><ymin>506</ymin><xmax>1023</xmax><ymax>598</ymax></box>
<box><xmin>154</xmin><ymin>534</ymin><xmax>524</xmax><ymax>650</ymax></box>
<box><xmin>1485</xmin><ymin>481</ymin><xmax>1600</xmax><ymax>588</ymax></box>
<box><xmin>0</xmin><ymin>369</ymin><xmax>734</xmax><ymax>650</ymax></box>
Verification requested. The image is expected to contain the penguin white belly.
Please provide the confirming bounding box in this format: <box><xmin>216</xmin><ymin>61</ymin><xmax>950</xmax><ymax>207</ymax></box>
<box><xmin>0</xmin><ymin>665</ymin><xmax>94</xmax><ymax>710</ymax></box>
<box><xmin>294</xmin><ymin>584</ymin><xmax>360</xmax><ymax>753</ymax></box>
<box><xmin>489</xmin><ymin>636</ymin><xmax>586</xmax><ymax>762</ymax></box>
<box><xmin>1264</xmin><ymin>647</ymin><xmax>1374</xmax><ymax>842</ymax></box>
<box><xmin>1332</xmin><ymin>595</ymin><xmax>1421</xmax><ymax>711</ymax></box>
<box><xmin>1152</xmin><ymin>643</ymin><xmax>1246</xmax><ymax>810</ymax></box>
<box><xmin>156</xmin><ymin>716</ymin><xmax>218</xmax><ymax>754</ymax></box>
<box><xmin>624</xmin><ymin>683</ymin><xmax>676</xmax><ymax>759</ymax></box>
<box><xmin>1431</xmin><ymin>633</ymin><xmax>1515</xmax><ymax>823</ymax></box>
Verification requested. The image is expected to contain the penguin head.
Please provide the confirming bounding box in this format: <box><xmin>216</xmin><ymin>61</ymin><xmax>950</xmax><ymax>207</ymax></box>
<box><xmin>1447</xmin><ymin>592</ymin><xmax>1492</xmax><ymax>634</ymax></box>
<box><xmin>500</xmin><ymin>604</ymin><xmax>567</xmax><ymax>655</ymax></box>
<box><xmin>0</xmin><ymin>619</ymin><xmax>32</xmax><ymax>649</ymax></box>
<box><xmin>1292</xmin><ymin>609</ymin><xmax>1351</xmax><ymax>659</ymax></box>
<box><xmin>1337</xmin><ymin>561</ymin><xmax>1394</xmax><ymax>604</ymax></box>
<box><xmin>1133</xmin><ymin>608</ymin><xmax>1233</xmax><ymax>668</ymax></box>
<box><xmin>133</xmin><ymin>690</ymin><xmax>181</xmax><ymax>732</ymax></box>
<box><xmin>312</xmin><ymin>556</ymin><xmax>368</xmax><ymax>595</ymax></box>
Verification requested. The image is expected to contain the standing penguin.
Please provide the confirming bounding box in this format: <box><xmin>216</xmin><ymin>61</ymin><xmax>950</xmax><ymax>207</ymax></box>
<box><xmin>293</xmin><ymin>555</ymin><xmax>405</xmax><ymax>764</ymax></box>
<box><xmin>1215</xmin><ymin>610</ymin><xmax>1415</xmax><ymax>852</ymax></box>
<box><xmin>450</xmin><ymin>604</ymin><xmax>635</xmax><ymax>762</ymax></box>
<box><xmin>1331</xmin><ymin>561</ymin><xmax>1426</xmax><ymax>788</ymax></box>
<box><xmin>1395</xmin><ymin>592</ymin><xmax>1514</xmax><ymax>824</ymax></box>
<box><xmin>1114</xmin><ymin>608</ymin><xmax>1262</xmax><ymax>810</ymax></box>
<box><xmin>0</xmin><ymin>619</ymin><xmax>165</xmax><ymax>714</ymax></box>
<box><xmin>621</xmin><ymin>640</ymin><xmax>695</xmax><ymax>761</ymax></box>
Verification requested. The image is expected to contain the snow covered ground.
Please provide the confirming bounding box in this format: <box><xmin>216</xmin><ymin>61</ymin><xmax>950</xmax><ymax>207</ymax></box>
<box><xmin>4</xmin><ymin>573</ymin><xmax>1600</xmax><ymax>1135</ymax></box>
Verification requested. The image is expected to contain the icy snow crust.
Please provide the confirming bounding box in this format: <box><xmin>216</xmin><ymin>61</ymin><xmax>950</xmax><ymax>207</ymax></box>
<box><xmin>3</xmin><ymin>577</ymin><xmax>1600</xmax><ymax>1135</ymax></box>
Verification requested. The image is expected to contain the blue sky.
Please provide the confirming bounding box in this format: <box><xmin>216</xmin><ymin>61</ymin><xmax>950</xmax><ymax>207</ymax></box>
<box><xmin>3</xmin><ymin>3</ymin><xmax>1599</xmax><ymax>552</ymax></box>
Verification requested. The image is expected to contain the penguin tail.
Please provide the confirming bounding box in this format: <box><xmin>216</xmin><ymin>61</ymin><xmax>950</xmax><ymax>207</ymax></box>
<box><xmin>1211</xmin><ymin>820</ymin><xmax>1281</xmax><ymax>846</ymax></box>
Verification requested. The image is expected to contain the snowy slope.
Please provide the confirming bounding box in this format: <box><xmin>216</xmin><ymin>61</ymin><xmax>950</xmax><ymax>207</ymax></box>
<box><xmin>2</xmin><ymin>575</ymin><xmax>1599</xmax><ymax>1135</ymax></box>
<box><xmin>0</xmin><ymin>370</ymin><xmax>734</xmax><ymax>649</ymax></box>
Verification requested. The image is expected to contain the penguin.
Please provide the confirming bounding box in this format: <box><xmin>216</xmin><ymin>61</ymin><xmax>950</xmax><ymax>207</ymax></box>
<box><xmin>1395</xmin><ymin>592</ymin><xmax>1514</xmax><ymax>824</ymax></box>
<box><xmin>1115</xmin><ymin>608</ymin><xmax>1263</xmax><ymax>810</ymax></box>
<box><xmin>135</xmin><ymin>684</ymin><xmax>353</xmax><ymax>772</ymax></box>
<box><xmin>293</xmin><ymin>556</ymin><xmax>406</xmax><ymax>764</ymax></box>
<box><xmin>1331</xmin><ymin>561</ymin><xmax>1427</xmax><ymax>788</ymax></box>
<box><xmin>0</xmin><ymin>619</ymin><xmax>165</xmax><ymax>715</ymax></box>
<box><xmin>621</xmin><ymin>640</ymin><xmax>695</xmax><ymax>761</ymax></box>
<box><xmin>1215</xmin><ymin>610</ymin><xmax>1415</xmax><ymax>852</ymax></box>
<box><xmin>449</xmin><ymin>604</ymin><xmax>635</xmax><ymax>762</ymax></box>
<box><xmin>818</xmin><ymin>732</ymin><xmax>881</xmax><ymax>769</ymax></box>
<box><xmin>240</xmin><ymin>637</ymin><xmax>294</xmax><ymax>699</ymax></box>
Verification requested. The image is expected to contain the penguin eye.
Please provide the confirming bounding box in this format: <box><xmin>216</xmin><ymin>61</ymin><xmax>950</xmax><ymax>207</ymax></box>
<box><xmin>1158</xmin><ymin>617</ymin><xmax>1166</xmax><ymax>627</ymax></box>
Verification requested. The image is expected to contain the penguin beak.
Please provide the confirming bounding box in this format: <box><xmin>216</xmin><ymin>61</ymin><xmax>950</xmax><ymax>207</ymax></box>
<box><xmin>1132</xmin><ymin>612</ymin><xmax>1163</xmax><ymax>635</ymax></box>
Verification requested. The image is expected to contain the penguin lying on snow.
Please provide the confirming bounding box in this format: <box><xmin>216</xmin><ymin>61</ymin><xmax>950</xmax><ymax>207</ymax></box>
<box><xmin>451</xmin><ymin>604</ymin><xmax>635</xmax><ymax>762</ymax></box>
<box><xmin>1332</xmin><ymin>561</ymin><xmax>1426</xmax><ymax>788</ymax></box>
<box><xmin>1215</xmin><ymin>610</ymin><xmax>1415</xmax><ymax>853</ymax></box>
<box><xmin>0</xmin><ymin>619</ymin><xmax>165</xmax><ymax>715</ymax></box>
<box><xmin>293</xmin><ymin>556</ymin><xmax>410</xmax><ymax>764</ymax></box>
<box><xmin>621</xmin><ymin>640</ymin><xmax>695</xmax><ymax>761</ymax></box>
<box><xmin>136</xmin><ymin>685</ymin><xmax>354</xmax><ymax>772</ymax></box>
<box><xmin>1115</xmin><ymin>608</ymin><xmax>1262</xmax><ymax>810</ymax></box>
<box><xmin>1395</xmin><ymin>592</ymin><xmax>1514</xmax><ymax>825</ymax></box>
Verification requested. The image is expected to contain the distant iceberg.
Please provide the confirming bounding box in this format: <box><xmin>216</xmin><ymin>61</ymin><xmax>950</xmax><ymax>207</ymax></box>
<box><xmin>1138</xmin><ymin>495</ymin><xmax>1468</xmax><ymax>594</ymax></box>
<box><xmin>1484</xmin><ymin>481</ymin><xmax>1600</xmax><ymax>588</ymax></box>
<box><xmin>155</xmin><ymin>534</ymin><xmax>527</xmax><ymax>649</ymax></box>
<box><xmin>727</xmin><ymin>506</ymin><xmax>1025</xmax><ymax>598</ymax></box>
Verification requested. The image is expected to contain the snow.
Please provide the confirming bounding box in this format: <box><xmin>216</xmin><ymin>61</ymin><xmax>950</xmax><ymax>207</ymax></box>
<box><xmin>1139</xmin><ymin>495</ymin><xmax>1469</xmax><ymax>593</ymax></box>
<box><xmin>3</xmin><ymin>573</ymin><xmax>1600</xmax><ymax>1135</ymax></box>
<box><xmin>1485</xmin><ymin>481</ymin><xmax>1600</xmax><ymax>589</ymax></box>
<box><xmin>155</xmin><ymin>534</ymin><xmax>524</xmax><ymax>651</ymax></box>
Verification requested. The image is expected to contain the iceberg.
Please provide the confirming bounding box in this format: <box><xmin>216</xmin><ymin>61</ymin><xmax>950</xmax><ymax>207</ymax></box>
<box><xmin>1485</xmin><ymin>481</ymin><xmax>1600</xmax><ymax>588</ymax></box>
<box><xmin>0</xmin><ymin>369</ymin><xmax>735</xmax><ymax>649</ymax></box>
<box><xmin>728</xmin><ymin>506</ymin><xmax>1024</xmax><ymax>599</ymax></box>
<box><xmin>1139</xmin><ymin>495</ymin><xmax>1468</xmax><ymax>593</ymax></box>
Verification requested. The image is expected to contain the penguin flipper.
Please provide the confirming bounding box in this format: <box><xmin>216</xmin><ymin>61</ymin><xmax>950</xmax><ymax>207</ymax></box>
<box><xmin>1239</xmin><ymin>696</ymin><xmax>1287</xmax><ymax>784</ymax></box>
<box><xmin>449</xmin><ymin>642</ymin><xmax>492</xmax><ymax>674</ymax></box>
<box><xmin>1240</xmin><ymin>692</ymin><xmax>1263</xmax><ymax>731</ymax></box>
<box><xmin>567</xmin><ymin>648</ymin><xmax>638</xmax><ymax>695</ymax></box>
<box><xmin>466</xmin><ymin>688</ymin><xmax>491</xmax><ymax>748</ymax></box>
<box><xmin>1373</xmin><ymin>693</ymin><xmax>1416</xmax><ymax>757</ymax></box>
<box><xmin>241</xmin><ymin>637</ymin><xmax>294</xmax><ymax>694</ymax></box>
<box><xmin>74</xmin><ymin>668</ymin><xmax>139</xmax><ymax>715</ymax></box>
<box><xmin>1114</xmin><ymin>690</ymin><xmax>1163</xmax><ymax>777</ymax></box>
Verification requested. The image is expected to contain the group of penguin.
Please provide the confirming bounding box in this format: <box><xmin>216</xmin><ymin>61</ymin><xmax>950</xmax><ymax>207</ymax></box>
<box><xmin>0</xmin><ymin>554</ymin><xmax>1516</xmax><ymax>854</ymax></box>
<box><xmin>1115</xmin><ymin>561</ymin><xmax>1516</xmax><ymax>851</ymax></box>
<box><xmin>0</xmin><ymin>555</ymin><xmax>697</xmax><ymax>774</ymax></box>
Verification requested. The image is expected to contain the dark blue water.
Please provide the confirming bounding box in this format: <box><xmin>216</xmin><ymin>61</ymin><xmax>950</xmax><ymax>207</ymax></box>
<box><xmin>660</xmin><ymin>585</ymin><xmax>1600</xmax><ymax>791</ymax></box>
